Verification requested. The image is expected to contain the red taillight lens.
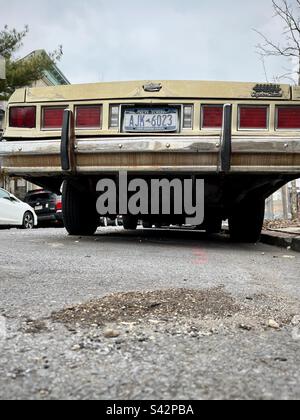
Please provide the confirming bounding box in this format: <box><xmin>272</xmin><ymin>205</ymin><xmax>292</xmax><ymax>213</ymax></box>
<box><xmin>202</xmin><ymin>106</ymin><xmax>223</xmax><ymax>128</ymax></box>
<box><xmin>43</xmin><ymin>107</ymin><xmax>65</xmax><ymax>129</ymax></box>
<box><xmin>277</xmin><ymin>107</ymin><xmax>300</xmax><ymax>129</ymax></box>
<box><xmin>76</xmin><ymin>106</ymin><xmax>102</xmax><ymax>128</ymax></box>
<box><xmin>9</xmin><ymin>107</ymin><xmax>36</xmax><ymax>128</ymax></box>
<box><xmin>239</xmin><ymin>106</ymin><xmax>268</xmax><ymax>129</ymax></box>
<box><xmin>56</xmin><ymin>200</ymin><xmax>62</xmax><ymax>211</ymax></box>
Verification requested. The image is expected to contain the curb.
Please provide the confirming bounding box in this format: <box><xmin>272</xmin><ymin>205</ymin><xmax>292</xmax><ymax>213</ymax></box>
<box><xmin>260</xmin><ymin>231</ymin><xmax>300</xmax><ymax>252</ymax></box>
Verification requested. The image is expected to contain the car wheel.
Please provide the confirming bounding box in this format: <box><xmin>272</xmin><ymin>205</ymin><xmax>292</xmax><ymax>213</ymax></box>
<box><xmin>206</xmin><ymin>216</ymin><xmax>222</xmax><ymax>234</ymax></box>
<box><xmin>229</xmin><ymin>198</ymin><xmax>265</xmax><ymax>243</ymax></box>
<box><xmin>62</xmin><ymin>180</ymin><xmax>98</xmax><ymax>236</ymax></box>
<box><xmin>123</xmin><ymin>215</ymin><xmax>138</xmax><ymax>230</ymax></box>
<box><xmin>22</xmin><ymin>211</ymin><xmax>34</xmax><ymax>230</ymax></box>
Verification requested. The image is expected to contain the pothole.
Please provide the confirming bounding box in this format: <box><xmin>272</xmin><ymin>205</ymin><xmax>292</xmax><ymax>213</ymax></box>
<box><xmin>51</xmin><ymin>287</ymin><xmax>241</xmax><ymax>327</ymax></box>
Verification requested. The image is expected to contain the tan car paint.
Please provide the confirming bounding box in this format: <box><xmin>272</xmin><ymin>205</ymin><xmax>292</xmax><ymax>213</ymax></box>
<box><xmin>1</xmin><ymin>80</ymin><xmax>300</xmax><ymax>176</ymax></box>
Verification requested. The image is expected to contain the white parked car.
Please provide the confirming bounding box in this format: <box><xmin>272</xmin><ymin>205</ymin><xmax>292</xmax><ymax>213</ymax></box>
<box><xmin>0</xmin><ymin>188</ymin><xmax>38</xmax><ymax>229</ymax></box>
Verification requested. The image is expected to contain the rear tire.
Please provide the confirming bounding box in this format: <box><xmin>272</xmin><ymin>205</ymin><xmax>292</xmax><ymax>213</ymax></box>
<box><xmin>22</xmin><ymin>211</ymin><xmax>34</xmax><ymax>230</ymax></box>
<box><xmin>62</xmin><ymin>180</ymin><xmax>98</xmax><ymax>236</ymax></box>
<box><xmin>123</xmin><ymin>215</ymin><xmax>138</xmax><ymax>230</ymax></box>
<box><xmin>229</xmin><ymin>198</ymin><xmax>265</xmax><ymax>243</ymax></box>
<box><xmin>206</xmin><ymin>216</ymin><xmax>222</xmax><ymax>234</ymax></box>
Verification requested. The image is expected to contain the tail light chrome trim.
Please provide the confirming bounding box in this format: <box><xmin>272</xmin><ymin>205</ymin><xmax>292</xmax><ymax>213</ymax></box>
<box><xmin>182</xmin><ymin>105</ymin><xmax>194</xmax><ymax>129</ymax></box>
<box><xmin>109</xmin><ymin>105</ymin><xmax>120</xmax><ymax>129</ymax></box>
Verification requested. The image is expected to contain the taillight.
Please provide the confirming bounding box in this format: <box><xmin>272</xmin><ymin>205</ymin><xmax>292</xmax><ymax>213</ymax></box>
<box><xmin>182</xmin><ymin>105</ymin><xmax>193</xmax><ymax>129</ymax></box>
<box><xmin>76</xmin><ymin>106</ymin><xmax>102</xmax><ymax>128</ymax></box>
<box><xmin>9</xmin><ymin>107</ymin><xmax>36</xmax><ymax>128</ymax></box>
<box><xmin>42</xmin><ymin>107</ymin><xmax>65</xmax><ymax>129</ymax></box>
<box><xmin>202</xmin><ymin>105</ymin><xmax>223</xmax><ymax>128</ymax></box>
<box><xmin>109</xmin><ymin>105</ymin><xmax>120</xmax><ymax>128</ymax></box>
<box><xmin>56</xmin><ymin>200</ymin><xmax>62</xmax><ymax>212</ymax></box>
<box><xmin>277</xmin><ymin>106</ymin><xmax>300</xmax><ymax>129</ymax></box>
<box><xmin>239</xmin><ymin>106</ymin><xmax>268</xmax><ymax>129</ymax></box>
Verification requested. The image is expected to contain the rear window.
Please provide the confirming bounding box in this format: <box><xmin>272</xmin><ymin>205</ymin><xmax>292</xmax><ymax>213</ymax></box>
<box><xmin>0</xmin><ymin>189</ymin><xmax>10</xmax><ymax>199</ymax></box>
<box><xmin>25</xmin><ymin>193</ymin><xmax>56</xmax><ymax>202</ymax></box>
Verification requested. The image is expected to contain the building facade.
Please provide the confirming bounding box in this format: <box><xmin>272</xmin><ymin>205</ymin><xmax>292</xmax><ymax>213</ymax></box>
<box><xmin>0</xmin><ymin>50</ymin><xmax>69</xmax><ymax>198</ymax></box>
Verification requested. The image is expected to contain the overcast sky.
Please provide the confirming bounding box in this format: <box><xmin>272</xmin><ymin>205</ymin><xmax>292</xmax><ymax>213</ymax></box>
<box><xmin>0</xmin><ymin>0</ymin><xmax>297</xmax><ymax>85</ymax></box>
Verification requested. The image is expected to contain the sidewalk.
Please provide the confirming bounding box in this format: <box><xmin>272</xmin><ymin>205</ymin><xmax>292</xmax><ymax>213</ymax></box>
<box><xmin>261</xmin><ymin>228</ymin><xmax>300</xmax><ymax>252</ymax></box>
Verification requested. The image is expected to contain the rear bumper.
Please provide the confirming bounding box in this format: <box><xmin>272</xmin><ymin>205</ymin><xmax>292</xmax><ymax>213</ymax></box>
<box><xmin>1</xmin><ymin>136</ymin><xmax>300</xmax><ymax>175</ymax></box>
<box><xmin>37</xmin><ymin>212</ymin><xmax>63</xmax><ymax>223</ymax></box>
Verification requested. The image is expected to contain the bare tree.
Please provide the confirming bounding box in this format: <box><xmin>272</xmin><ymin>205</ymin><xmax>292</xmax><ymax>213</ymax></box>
<box><xmin>256</xmin><ymin>0</ymin><xmax>300</xmax><ymax>83</ymax></box>
<box><xmin>256</xmin><ymin>0</ymin><xmax>299</xmax><ymax>220</ymax></box>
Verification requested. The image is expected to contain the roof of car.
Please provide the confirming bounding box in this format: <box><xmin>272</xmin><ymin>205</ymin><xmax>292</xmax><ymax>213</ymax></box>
<box><xmin>26</xmin><ymin>190</ymin><xmax>53</xmax><ymax>197</ymax></box>
<box><xmin>26</xmin><ymin>190</ymin><xmax>61</xmax><ymax>196</ymax></box>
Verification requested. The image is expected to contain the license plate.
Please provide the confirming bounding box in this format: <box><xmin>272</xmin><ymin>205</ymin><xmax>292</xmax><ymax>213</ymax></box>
<box><xmin>123</xmin><ymin>108</ymin><xmax>178</xmax><ymax>132</ymax></box>
<box><xmin>35</xmin><ymin>205</ymin><xmax>43</xmax><ymax>211</ymax></box>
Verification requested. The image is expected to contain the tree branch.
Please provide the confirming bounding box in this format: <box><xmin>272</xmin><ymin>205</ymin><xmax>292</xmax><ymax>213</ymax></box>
<box><xmin>255</xmin><ymin>0</ymin><xmax>300</xmax><ymax>84</ymax></box>
<box><xmin>0</xmin><ymin>26</ymin><xmax>64</xmax><ymax>100</ymax></box>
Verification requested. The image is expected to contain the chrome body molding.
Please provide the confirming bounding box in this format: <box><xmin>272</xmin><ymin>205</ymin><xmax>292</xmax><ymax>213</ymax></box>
<box><xmin>1</xmin><ymin>136</ymin><xmax>300</xmax><ymax>176</ymax></box>
<box><xmin>1</xmin><ymin>136</ymin><xmax>300</xmax><ymax>155</ymax></box>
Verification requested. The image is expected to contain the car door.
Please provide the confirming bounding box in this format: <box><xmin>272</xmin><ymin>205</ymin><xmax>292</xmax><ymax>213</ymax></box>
<box><xmin>0</xmin><ymin>190</ymin><xmax>21</xmax><ymax>225</ymax></box>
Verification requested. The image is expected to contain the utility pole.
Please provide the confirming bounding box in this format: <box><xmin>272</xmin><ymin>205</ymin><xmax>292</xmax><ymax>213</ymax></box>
<box><xmin>282</xmin><ymin>184</ymin><xmax>289</xmax><ymax>220</ymax></box>
<box><xmin>266</xmin><ymin>196</ymin><xmax>274</xmax><ymax>220</ymax></box>
<box><xmin>291</xmin><ymin>180</ymin><xmax>298</xmax><ymax>220</ymax></box>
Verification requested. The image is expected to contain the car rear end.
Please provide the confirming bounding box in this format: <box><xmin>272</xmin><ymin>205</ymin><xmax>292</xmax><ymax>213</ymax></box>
<box><xmin>1</xmin><ymin>80</ymin><xmax>300</xmax><ymax>177</ymax></box>
<box><xmin>1</xmin><ymin>80</ymin><xmax>300</xmax><ymax>241</ymax></box>
<box><xmin>24</xmin><ymin>190</ymin><xmax>63</xmax><ymax>226</ymax></box>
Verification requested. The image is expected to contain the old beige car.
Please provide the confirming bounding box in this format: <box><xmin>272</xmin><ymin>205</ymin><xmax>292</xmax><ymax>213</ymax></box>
<box><xmin>0</xmin><ymin>80</ymin><xmax>299</xmax><ymax>242</ymax></box>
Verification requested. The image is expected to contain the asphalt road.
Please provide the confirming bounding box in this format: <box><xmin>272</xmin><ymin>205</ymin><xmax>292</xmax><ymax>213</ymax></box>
<box><xmin>0</xmin><ymin>227</ymin><xmax>299</xmax><ymax>400</ymax></box>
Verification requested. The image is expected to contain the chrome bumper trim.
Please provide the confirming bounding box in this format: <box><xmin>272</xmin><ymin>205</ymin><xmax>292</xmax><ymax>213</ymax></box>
<box><xmin>1</xmin><ymin>136</ymin><xmax>300</xmax><ymax>155</ymax></box>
